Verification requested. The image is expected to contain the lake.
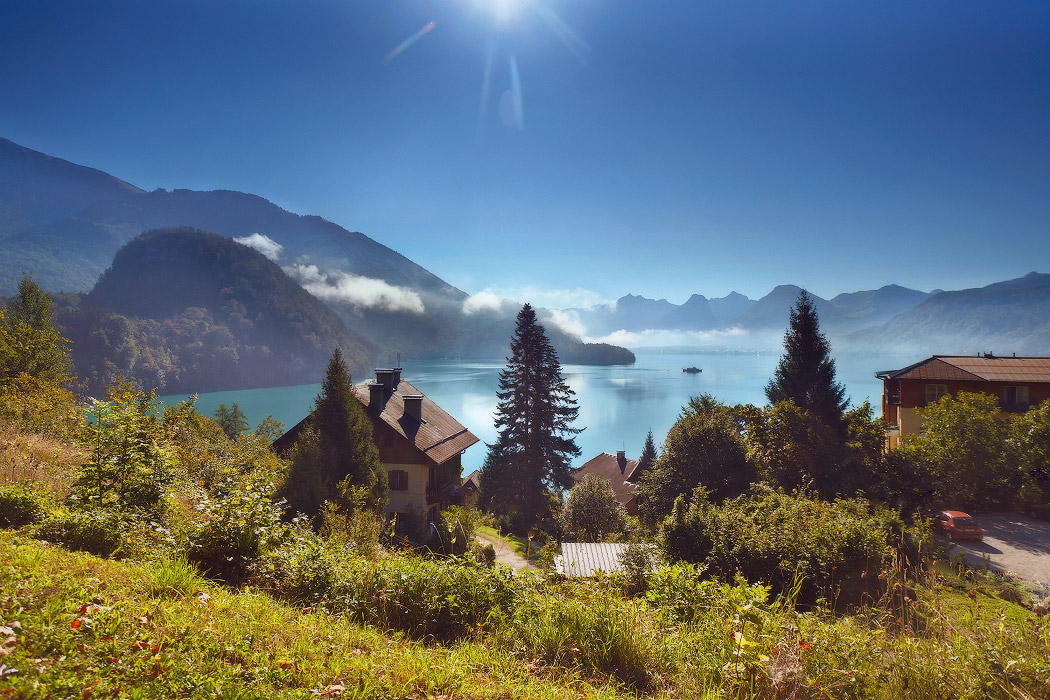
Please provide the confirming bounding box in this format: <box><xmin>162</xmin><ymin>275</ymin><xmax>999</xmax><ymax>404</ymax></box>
<box><xmin>159</xmin><ymin>349</ymin><xmax>914</xmax><ymax>474</ymax></box>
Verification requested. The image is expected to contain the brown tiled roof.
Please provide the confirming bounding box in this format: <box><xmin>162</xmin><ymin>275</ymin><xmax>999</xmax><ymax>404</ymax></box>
<box><xmin>883</xmin><ymin>356</ymin><xmax>1050</xmax><ymax>383</ymax></box>
<box><xmin>352</xmin><ymin>379</ymin><xmax>479</xmax><ymax>465</ymax></box>
<box><xmin>573</xmin><ymin>452</ymin><xmax>639</xmax><ymax>506</ymax></box>
<box><xmin>461</xmin><ymin>470</ymin><xmax>480</xmax><ymax>489</ymax></box>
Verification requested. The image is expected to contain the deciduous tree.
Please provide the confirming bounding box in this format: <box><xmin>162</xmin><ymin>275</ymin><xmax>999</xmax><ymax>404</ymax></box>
<box><xmin>561</xmin><ymin>474</ymin><xmax>627</xmax><ymax>542</ymax></box>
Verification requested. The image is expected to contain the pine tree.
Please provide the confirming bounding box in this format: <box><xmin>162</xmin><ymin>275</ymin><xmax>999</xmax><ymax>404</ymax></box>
<box><xmin>213</xmin><ymin>402</ymin><xmax>249</xmax><ymax>439</ymax></box>
<box><xmin>284</xmin><ymin>348</ymin><xmax>387</xmax><ymax>517</ymax></box>
<box><xmin>636</xmin><ymin>430</ymin><xmax>658</xmax><ymax>478</ymax></box>
<box><xmin>765</xmin><ymin>289</ymin><xmax>847</xmax><ymax>430</ymax></box>
<box><xmin>479</xmin><ymin>304</ymin><xmax>581</xmax><ymax>528</ymax></box>
<box><xmin>0</xmin><ymin>274</ymin><xmax>74</xmax><ymax>388</ymax></box>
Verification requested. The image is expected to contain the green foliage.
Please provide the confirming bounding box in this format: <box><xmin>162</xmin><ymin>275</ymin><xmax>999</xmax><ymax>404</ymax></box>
<box><xmin>253</xmin><ymin>414</ymin><xmax>285</xmax><ymax>442</ymax></box>
<box><xmin>72</xmin><ymin>385</ymin><xmax>174</xmax><ymax>515</ymax></box>
<box><xmin>644</xmin><ymin>563</ymin><xmax>770</xmax><ymax>624</ymax></box>
<box><xmin>148</xmin><ymin>556</ymin><xmax>207</xmax><ymax>598</ymax></box>
<box><xmin>480</xmin><ymin>303</ymin><xmax>581</xmax><ymax>529</ymax></box>
<box><xmin>0</xmin><ymin>481</ymin><xmax>50</xmax><ymax>528</ymax></box>
<box><xmin>213</xmin><ymin>401</ymin><xmax>249</xmax><ymax>439</ymax></box>
<box><xmin>0</xmin><ymin>273</ymin><xmax>74</xmax><ymax>388</ymax></box>
<box><xmin>282</xmin><ymin>348</ymin><xmax>386</xmax><ymax>519</ymax></box>
<box><xmin>1011</xmin><ymin>399</ymin><xmax>1050</xmax><ymax>504</ymax></box>
<box><xmin>661</xmin><ymin>484</ymin><xmax>901</xmax><ymax>608</ymax></box>
<box><xmin>636</xmin><ymin>395</ymin><xmax>754</xmax><ymax>525</ymax></box>
<box><xmin>765</xmin><ymin>289</ymin><xmax>846</xmax><ymax>431</ymax></box>
<box><xmin>899</xmin><ymin>391</ymin><xmax>1017</xmax><ymax>510</ymax></box>
<box><xmin>434</xmin><ymin>504</ymin><xmax>479</xmax><ymax>555</ymax></box>
<box><xmin>187</xmin><ymin>473</ymin><xmax>290</xmax><ymax>584</ymax></box>
<box><xmin>35</xmin><ymin>508</ymin><xmax>127</xmax><ymax>557</ymax></box>
<box><xmin>561</xmin><ymin>474</ymin><xmax>627</xmax><ymax>541</ymax></box>
<box><xmin>637</xmin><ymin>429</ymin><xmax>657</xmax><ymax>476</ymax></box>
<box><xmin>507</xmin><ymin>589</ymin><xmax>674</xmax><ymax>690</ymax></box>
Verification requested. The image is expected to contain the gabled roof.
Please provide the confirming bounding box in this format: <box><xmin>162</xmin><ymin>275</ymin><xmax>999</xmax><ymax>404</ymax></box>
<box><xmin>573</xmin><ymin>452</ymin><xmax>640</xmax><ymax>505</ymax></box>
<box><xmin>351</xmin><ymin>379</ymin><xmax>479</xmax><ymax>465</ymax></box>
<box><xmin>272</xmin><ymin>377</ymin><xmax>478</xmax><ymax>466</ymax></box>
<box><xmin>877</xmin><ymin>355</ymin><xmax>1050</xmax><ymax>383</ymax></box>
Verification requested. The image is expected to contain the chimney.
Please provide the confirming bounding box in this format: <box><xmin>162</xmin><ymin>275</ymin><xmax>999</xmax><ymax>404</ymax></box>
<box><xmin>375</xmin><ymin>368</ymin><xmax>396</xmax><ymax>391</ymax></box>
<box><xmin>368</xmin><ymin>382</ymin><xmax>385</xmax><ymax>409</ymax></box>
<box><xmin>616</xmin><ymin>450</ymin><xmax>627</xmax><ymax>473</ymax></box>
<box><xmin>403</xmin><ymin>395</ymin><xmax>423</xmax><ymax>421</ymax></box>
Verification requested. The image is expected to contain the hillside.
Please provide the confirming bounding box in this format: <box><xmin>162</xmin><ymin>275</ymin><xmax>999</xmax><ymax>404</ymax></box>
<box><xmin>0</xmin><ymin>137</ymin><xmax>143</xmax><ymax>240</ymax></box>
<box><xmin>56</xmin><ymin>227</ymin><xmax>379</xmax><ymax>395</ymax></box>
<box><xmin>845</xmin><ymin>272</ymin><xmax>1050</xmax><ymax>355</ymax></box>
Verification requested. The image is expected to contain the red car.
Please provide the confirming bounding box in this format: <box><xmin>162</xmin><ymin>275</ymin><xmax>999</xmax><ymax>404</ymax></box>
<box><xmin>932</xmin><ymin>511</ymin><xmax>983</xmax><ymax>541</ymax></box>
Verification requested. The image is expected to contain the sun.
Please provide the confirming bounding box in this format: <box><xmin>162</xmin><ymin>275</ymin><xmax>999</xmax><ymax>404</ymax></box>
<box><xmin>470</xmin><ymin>0</ymin><xmax>536</xmax><ymax>28</ymax></box>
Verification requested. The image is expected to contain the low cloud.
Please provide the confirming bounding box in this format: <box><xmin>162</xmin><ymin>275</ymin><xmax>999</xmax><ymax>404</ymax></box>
<box><xmin>234</xmin><ymin>233</ymin><xmax>283</xmax><ymax>262</ymax></box>
<box><xmin>482</xmin><ymin>285</ymin><xmax>613</xmax><ymax>310</ymax></box>
<box><xmin>585</xmin><ymin>326</ymin><xmax>780</xmax><ymax>349</ymax></box>
<box><xmin>540</xmin><ymin>309</ymin><xmax>586</xmax><ymax>337</ymax></box>
<box><xmin>462</xmin><ymin>290</ymin><xmax>515</xmax><ymax>315</ymax></box>
<box><xmin>285</xmin><ymin>263</ymin><xmax>425</xmax><ymax>313</ymax></box>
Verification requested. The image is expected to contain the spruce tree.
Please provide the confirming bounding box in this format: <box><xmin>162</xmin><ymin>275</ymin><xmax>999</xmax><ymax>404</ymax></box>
<box><xmin>214</xmin><ymin>402</ymin><xmax>249</xmax><ymax>439</ymax></box>
<box><xmin>764</xmin><ymin>290</ymin><xmax>847</xmax><ymax>430</ymax></box>
<box><xmin>284</xmin><ymin>348</ymin><xmax>387</xmax><ymax>517</ymax></box>
<box><xmin>479</xmin><ymin>304</ymin><xmax>581</xmax><ymax>528</ymax></box>
<box><xmin>636</xmin><ymin>430</ymin><xmax>658</xmax><ymax>478</ymax></box>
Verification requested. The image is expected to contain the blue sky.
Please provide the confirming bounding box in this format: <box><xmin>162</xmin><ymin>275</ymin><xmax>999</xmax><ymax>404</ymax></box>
<box><xmin>2</xmin><ymin>0</ymin><xmax>1047</xmax><ymax>305</ymax></box>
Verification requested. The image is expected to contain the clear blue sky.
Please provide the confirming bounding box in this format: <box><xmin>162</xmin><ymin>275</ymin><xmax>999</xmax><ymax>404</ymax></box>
<box><xmin>2</xmin><ymin>0</ymin><xmax>1047</xmax><ymax>305</ymax></box>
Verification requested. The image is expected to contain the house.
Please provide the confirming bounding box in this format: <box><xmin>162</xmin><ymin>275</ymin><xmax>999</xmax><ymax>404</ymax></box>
<box><xmin>875</xmin><ymin>354</ymin><xmax>1050</xmax><ymax>450</ymax></box>
<box><xmin>274</xmin><ymin>367</ymin><xmax>479</xmax><ymax>522</ymax></box>
<box><xmin>572</xmin><ymin>450</ymin><xmax>647</xmax><ymax>515</ymax></box>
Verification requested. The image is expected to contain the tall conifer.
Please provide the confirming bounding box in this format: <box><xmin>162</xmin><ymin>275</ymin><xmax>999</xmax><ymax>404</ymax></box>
<box><xmin>765</xmin><ymin>290</ymin><xmax>847</xmax><ymax>430</ymax></box>
<box><xmin>479</xmin><ymin>304</ymin><xmax>581</xmax><ymax>528</ymax></box>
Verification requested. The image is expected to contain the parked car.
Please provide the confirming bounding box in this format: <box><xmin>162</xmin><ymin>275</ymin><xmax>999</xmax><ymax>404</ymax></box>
<box><xmin>932</xmin><ymin>511</ymin><xmax>984</xmax><ymax>541</ymax></box>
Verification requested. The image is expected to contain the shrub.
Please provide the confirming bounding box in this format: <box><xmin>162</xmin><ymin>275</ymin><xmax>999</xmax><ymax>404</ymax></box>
<box><xmin>507</xmin><ymin>591</ymin><xmax>673</xmax><ymax>690</ymax></box>
<box><xmin>334</xmin><ymin>554</ymin><xmax>518</xmax><ymax>641</ymax></box>
<box><xmin>249</xmin><ymin>527</ymin><xmax>338</xmax><ymax>604</ymax></box>
<box><xmin>0</xmin><ymin>481</ymin><xmax>50</xmax><ymax>528</ymax></box>
<box><xmin>661</xmin><ymin>484</ymin><xmax>900</xmax><ymax>608</ymax></box>
<box><xmin>35</xmin><ymin>509</ymin><xmax>127</xmax><ymax>557</ymax></box>
<box><xmin>148</xmin><ymin>556</ymin><xmax>207</xmax><ymax>598</ymax></box>
<box><xmin>187</xmin><ymin>475</ymin><xmax>289</xmax><ymax>584</ymax></box>
<box><xmin>644</xmin><ymin>563</ymin><xmax>771</xmax><ymax>624</ymax></box>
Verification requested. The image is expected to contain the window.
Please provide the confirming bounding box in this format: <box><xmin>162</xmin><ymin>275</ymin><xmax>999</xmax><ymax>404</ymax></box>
<box><xmin>1005</xmin><ymin>386</ymin><xmax>1029</xmax><ymax>406</ymax></box>
<box><xmin>389</xmin><ymin>469</ymin><xmax>408</xmax><ymax>491</ymax></box>
<box><xmin>925</xmin><ymin>384</ymin><xmax>948</xmax><ymax>404</ymax></box>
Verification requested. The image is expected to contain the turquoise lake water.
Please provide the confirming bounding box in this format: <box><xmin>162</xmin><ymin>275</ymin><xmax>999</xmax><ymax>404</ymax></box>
<box><xmin>159</xmin><ymin>349</ymin><xmax>914</xmax><ymax>474</ymax></box>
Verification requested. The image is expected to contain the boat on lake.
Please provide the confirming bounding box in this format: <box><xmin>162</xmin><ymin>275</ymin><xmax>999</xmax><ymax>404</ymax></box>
<box><xmin>682</xmin><ymin>366</ymin><xmax>702</xmax><ymax>374</ymax></box>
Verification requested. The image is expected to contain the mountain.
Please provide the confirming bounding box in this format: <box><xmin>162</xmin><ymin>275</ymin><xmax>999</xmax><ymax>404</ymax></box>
<box><xmin>708</xmin><ymin>292</ymin><xmax>755</xmax><ymax>325</ymax></box>
<box><xmin>845</xmin><ymin>272</ymin><xmax>1050</xmax><ymax>355</ymax></box>
<box><xmin>0</xmin><ymin>137</ymin><xmax>143</xmax><ymax>240</ymax></box>
<box><xmin>829</xmin><ymin>285</ymin><xmax>932</xmax><ymax>333</ymax></box>
<box><xmin>1</xmin><ymin>138</ymin><xmax>632</xmax><ymax>367</ymax></box>
<box><xmin>735</xmin><ymin>285</ymin><xmax>845</xmax><ymax>331</ymax></box>
<box><xmin>658</xmin><ymin>294</ymin><xmax>719</xmax><ymax>330</ymax></box>
<box><xmin>56</xmin><ymin>227</ymin><xmax>379</xmax><ymax>395</ymax></box>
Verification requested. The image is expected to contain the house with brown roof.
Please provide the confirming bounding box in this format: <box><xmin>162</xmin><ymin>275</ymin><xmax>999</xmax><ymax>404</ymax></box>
<box><xmin>875</xmin><ymin>354</ymin><xmax>1050</xmax><ymax>450</ymax></box>
<box><xmin>274</xmin><ymin>368</ymin><xmax>479</xmax><ymax>522</ymax></box>
<box><xmin>571</xmin><ymin>450</ymin><xmax>647</xmax><ymax>515</ymax></box>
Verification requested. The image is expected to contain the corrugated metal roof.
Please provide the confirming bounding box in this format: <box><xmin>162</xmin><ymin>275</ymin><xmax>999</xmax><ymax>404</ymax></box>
<box><xmin>555</xmin><ymin>542</ymin><xmax>632</xmax><ymax>577</ymax></box>
<box><xmin>352</xmin><ymin>379</ymin><xmax>479</xmax><ymax>465</ymax></box>
<box><xmin>573</xmin><ymin>452</ymin><xmax>639</xmax><ymax>505</ymax></box>
<box><xmin>884</xmin><ymin>356</ymin><xmax>1050</xmax><ymax>383</ymax></box>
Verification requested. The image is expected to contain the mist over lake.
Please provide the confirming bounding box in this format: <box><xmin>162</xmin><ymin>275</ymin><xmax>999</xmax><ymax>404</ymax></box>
<box><xmin>160</xmin><ymin>348</ymin><xmax>913</xmax><ymax>474</ymax></box>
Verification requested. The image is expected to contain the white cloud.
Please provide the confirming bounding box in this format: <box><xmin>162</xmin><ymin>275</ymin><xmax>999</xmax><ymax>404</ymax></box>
<box><xmin>482</xmin><ymin>285</ymin><xmax>613</xmax><ymax>310</ymax></box>
<box><xmin>540</xmin><ymin>308</ymin><xmax>586</xmax><ymax>337</ymax></box>
<box><xmin>285</xmin><ymin>263</ymin><xmax>425</xmax><ymax>314</ymax></box>
<box><xmin>462</xmin><ymin>290</ymin><xmax>513</xmax><ymax>315</ymax></box>
<box><xmin>585</xmin><ymin>326</ymin><xmax>781</xmax><ymax>349</ymax></box>
<box><xmin>234</xmin><ymin>233</ymin><xmax>283</xmax><ymax>262</ymax></box>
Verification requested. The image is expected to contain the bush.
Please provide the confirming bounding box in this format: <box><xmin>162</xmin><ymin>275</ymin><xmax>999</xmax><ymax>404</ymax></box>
<box><xmin>187</xmin><ymin>476</ymin><xmax>290</xmax><ymax>584</ymax></box>
<box><xmin>35</xmin><ymin>509</ymin><xmax>127</xmax><ymax>557</ymax></box>
<box><xmin>507</xmin><ymin>590</ymin><xmax>673</xmax><ymax>690</ymax></box>
<box><xmin>661</xmin><ymin>484</ymin><xmax>901</xmax><ymax>608</ymax></box>
<box><xmin>249</xmin><ymin>528</ymin><xmax>338</xmax><ymax>604</ymax></box>
<box><xmin>333</xmin><ymin>554</ymin><xmax>518</xmax><ymax>641</ymax></box>
<box><xmin>644</xmin><ymin>563</ymin><xmax>770</xmax><ymax>624</ymax></box>
<box><xmin>0</xmin><ymin>481</ymin><xmax>49</xmax><ymax>528</ymax></box>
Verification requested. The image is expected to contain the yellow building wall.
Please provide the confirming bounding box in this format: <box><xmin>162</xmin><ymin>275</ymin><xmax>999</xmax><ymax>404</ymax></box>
<box><xmin>385</xmin><ymin>461</ymin><xmax>431</xmax><ymax>516</ymax></box>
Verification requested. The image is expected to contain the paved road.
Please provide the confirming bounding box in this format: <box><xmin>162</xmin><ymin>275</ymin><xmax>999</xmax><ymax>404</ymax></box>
<box><xmin>942</xmin><ymin>512</ymin><xmax>1050</xmax><ymax>588</ymax></box>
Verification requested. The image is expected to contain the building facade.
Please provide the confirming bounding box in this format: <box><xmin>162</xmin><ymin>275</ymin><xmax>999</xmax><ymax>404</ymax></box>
<box><xmin>876</xmin><ymin>354</ymin><xmax>1050</xmax><ymax>450</ymax></box>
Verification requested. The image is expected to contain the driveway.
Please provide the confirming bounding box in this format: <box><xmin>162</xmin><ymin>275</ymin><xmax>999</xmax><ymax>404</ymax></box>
<box><xmin>940</xmin><ymin>512</ymin><xmax>1050</xmax><ymax>588</ymax></box>
<box><xmin>474</xmin><ymin>531</ymin><xmax>532</xmax><ymax>571</ymax></box>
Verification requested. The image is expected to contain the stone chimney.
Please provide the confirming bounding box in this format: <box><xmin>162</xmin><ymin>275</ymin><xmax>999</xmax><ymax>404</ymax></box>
<box><xmin>375</xmin><ymin>368</ymin><xmax>397</xmax><ymax>391</ymax></box>
<box><xmin>616</xmin><ymin>450</ymin><xmax>627</xmax><ymax>473</ymax></box>
<box><xmin>368</xmin><ymin>382</ymin><xmax>385</xmax><ymax>409</ymax></box>
<box><xmin>403</xmin><ymin>394</ymin><xmax>423</xmax><ymax>421</ymax></box>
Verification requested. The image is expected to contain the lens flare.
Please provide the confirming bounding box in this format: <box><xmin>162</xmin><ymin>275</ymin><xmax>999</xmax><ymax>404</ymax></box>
<box><xmin>383</xmin><ymin>20</ymin><xmax>436</xmax><ymax>64</ymax></box>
